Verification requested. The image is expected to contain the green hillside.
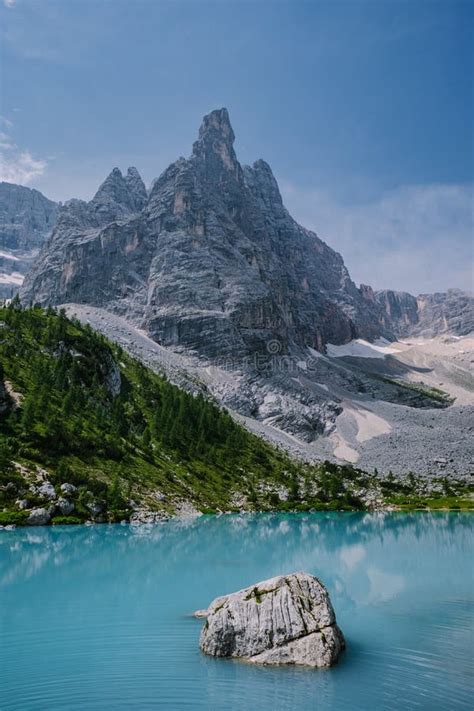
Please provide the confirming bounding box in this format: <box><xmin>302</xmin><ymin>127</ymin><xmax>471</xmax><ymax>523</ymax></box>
<box><xmin>0</xmin><ymin>301</ymin><xmax>471</xmax><ymax>525</ymax></box>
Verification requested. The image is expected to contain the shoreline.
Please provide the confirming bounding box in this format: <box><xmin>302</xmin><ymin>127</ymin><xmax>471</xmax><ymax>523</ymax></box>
<box><xmin>2</xmin><ymin>504</ymin><xmax>473</xmax><ymax>530</ymax></box>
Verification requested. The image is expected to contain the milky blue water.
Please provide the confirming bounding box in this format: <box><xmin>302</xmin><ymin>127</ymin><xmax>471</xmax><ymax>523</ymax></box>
<box><xmin>0</xmin><ymin>513</ymin><xmax>473</xmax><ymax>710</ymax></box>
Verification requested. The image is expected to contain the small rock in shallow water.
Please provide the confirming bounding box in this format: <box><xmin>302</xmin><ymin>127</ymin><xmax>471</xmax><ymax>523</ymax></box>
<box><xmin>195</xmin><ymin>571</ymin><xmax>345</xmax><ymax>668</ymax></box>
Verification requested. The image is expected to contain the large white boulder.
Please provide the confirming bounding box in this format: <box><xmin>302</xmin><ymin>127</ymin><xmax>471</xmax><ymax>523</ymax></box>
<box><xmin>196</xmin><ymin>572</ymin><xmax>345</xmax><ymax>668</ymax></box>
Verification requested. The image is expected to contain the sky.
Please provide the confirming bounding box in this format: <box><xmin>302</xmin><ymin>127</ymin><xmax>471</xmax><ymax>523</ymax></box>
<box><xmin>0</xmin><ymin>0</ymin><xmax>472</xmax><ymax>294</ymax></box>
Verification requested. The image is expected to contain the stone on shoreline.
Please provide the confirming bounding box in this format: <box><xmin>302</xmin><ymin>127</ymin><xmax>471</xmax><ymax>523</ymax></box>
<box><xmin>37</xmin><ymin>482</ymin><xmax>56</xmax><ymax>500</ymax></box>
<box><xmin>57</xmin><ymin>498</ymin><xmax>74</xmax><ymax>515</ymax></box>
<box><xmin>27</xmin><ymin>508</ymin><xmax>51</xmax><ymax>526</ymax></box>
<box><xmin>195</xmin><ymin>571</ymin><xmax>345</xmax><ymax>668</ymax></box>
<box><xmin>60</xmin><ymin>483</ymin><xmax>77</xmax><ymax>496</ymax></box>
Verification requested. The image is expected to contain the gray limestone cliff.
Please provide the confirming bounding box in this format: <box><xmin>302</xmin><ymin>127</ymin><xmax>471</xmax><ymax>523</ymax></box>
<box><xmin>20</xmin><ymin>167</ymin><xmax>151</xmax><ymax>318</ymax></box>
<box><xmin>21</xmin><ymin>109</ymin><xmax>388</xmax><ymax>354</ymax></box>
<box><xmin>15</xmin><ymin>112</ymin><xmax>473</xmax><ymax>345</ymax></box>
<box><xmin>375</xmin><ymin>288</ymin><xmax>473</xmax><ymax>337</ymax></box>
<box><xmin>0</xmin><ymin>182</ymin><xmax>58</xmax><ymax>297</ymax></box>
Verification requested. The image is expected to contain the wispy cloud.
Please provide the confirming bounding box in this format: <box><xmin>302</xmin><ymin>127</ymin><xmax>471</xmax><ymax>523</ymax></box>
<box><xmin>0</xmin><ymin>131</ymin><xmax>15</xmax><ymax>150</ymax></box>
<box><xmin>0</xmin><ymin>128</ymin><xmax>48</xmax><ymax>185</ymax></box>
<box><xmin>280</xmin><ymin>181</ymin><xmax>473</xmax><ymax>294</ymax></box>
<box><xmin>0</xmin><ymin>115</ymin><xmax>13</xmax><ymax>129</ymax></box>
<box><xmin>3</xmin><ymin>0</ymin><xmax>17</xmax><ymax>8</ymax></box>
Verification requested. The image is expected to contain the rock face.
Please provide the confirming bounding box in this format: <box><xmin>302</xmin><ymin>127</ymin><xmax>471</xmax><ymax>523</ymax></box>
<box><xmin>21</xmin><ymin>167</ymin><xmax>151</xmax><ymax>320</ymax></box>
<box><xmin>21</xmin><ymin>109</ymin><xmax>387</xmax><ymax>354</ymax></box>
<box><xmin>414</xmin><ymin>290</ymin><xmax>474</xmax><ymax>337</ymax></box>
<box><xmin>375</xmin><ymin>288</ymin><xmax>473</xmax><ymax>338</ymax></box>
<box><xmin>374</xmin><ymin>290</ymin><xmax>420</xmax><ymax>336</ymax></box>
<box><xmin>0</xmin><ymin>182</ymin><xmax>58</xmax><ymax>297</ymax></box>
<box><xmin>20</xmin><ymin>109</ymin><xmax>471</xmax><ymax>348</ymax></box>
<box><xmin>196</xmin><ymin>572</ymin><xmax>345</xmax><ymax>668</ymax></box>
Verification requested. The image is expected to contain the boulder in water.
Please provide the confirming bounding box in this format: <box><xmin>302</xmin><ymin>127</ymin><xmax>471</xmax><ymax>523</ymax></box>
<box><xmin>195</xmin><ymin>572</ymin><xmax>345</xmax><ymax>668</ymax></box>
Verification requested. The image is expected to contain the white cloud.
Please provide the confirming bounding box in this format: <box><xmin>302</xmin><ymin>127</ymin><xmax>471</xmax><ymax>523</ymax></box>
<box><xmin>3</xmin><ymin>0</ymin><xmax>17</xmax><ymax>8</ymax></box>
<box><xmin>366</xmin><ymin>567</ymin><xmax>405</xmax><ymax>604</ymax></box>
<box><xmin>0</xmin><ymin>130</ymin><xmax>48</xmax><ymax>185</ymax></box>
<box><xmin>0</xmin><ymin>116</ymin><xmax>13</xmax><ymax>129</ymax></box>
<box><xmin>0</xmin><ymin>131</ymin><xmax>15</xmax><ymax>150</ymax></box>
<box><xmin>340</xmin><ymin>543</ymin><xmax>366</xmax><ymax>571</ymax></box>
<box><xmin>280</xmin><ymin>180</ymin><xmax>474</xmax><ymax>294</ymax></box>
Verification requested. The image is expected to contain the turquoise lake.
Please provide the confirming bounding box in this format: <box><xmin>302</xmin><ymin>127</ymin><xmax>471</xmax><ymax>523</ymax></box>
<box><xmin>1</xmin><ymin>513</ymin><xmax>472</xmax><ymax>710</ymax></box>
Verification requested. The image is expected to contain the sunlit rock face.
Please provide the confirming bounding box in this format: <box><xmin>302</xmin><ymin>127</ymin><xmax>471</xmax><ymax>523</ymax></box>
<box><xmin>20</xmin><ymin>108</ymin><xmax>388</xmax><ymax>355</ymax></box>
<box><xmin>196</xmin><ymin>572</ymin><xmax>345</xmax><ymax>668</ymax></box>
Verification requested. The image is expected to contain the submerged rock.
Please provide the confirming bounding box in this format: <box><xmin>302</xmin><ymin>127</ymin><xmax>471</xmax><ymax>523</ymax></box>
<box><xmin>195</xmin><ymin>572</ymin><xmax>345</xmax><ymax>668</ymax></box>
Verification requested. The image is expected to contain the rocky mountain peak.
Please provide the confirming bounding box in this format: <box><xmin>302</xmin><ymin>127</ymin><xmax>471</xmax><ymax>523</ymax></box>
<box><xmin>197</xmin><ymin>107</ymin><xmax>235</xmax><ymax>146</ymax></box>
<box><xmin>93</xmin><ymin>167</ymin><xmax>131</xmax><ymax>206</ymax></box>
<box><xmin>20</xmin><ymin>107</ymin><xmax>471</xmax><ymax>363</ymax></box>
<box><xmin>20</xmin><ymin>107</ymin><xmax>391</xmax><ymax>353</ymax></box>
<box><xmin>192</xmin><ymin>107</ymin><xmax>240</xmax><ymax>178</ymax></box>
<box><xmin>90</xmin><ymin>166</ymin><xmax>147</xmax><ymax>223</ymax></box>
<box><xmin>124</xmin><ymin>166</ymin><xmax>148</xmax><ymax>211</ymax></box>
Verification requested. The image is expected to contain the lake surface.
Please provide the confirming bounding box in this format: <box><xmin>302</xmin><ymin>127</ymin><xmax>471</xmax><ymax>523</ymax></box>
<box><xmin>1</xmin><ymin>513</ymin><xmax>472</xmax><ymax>710</ymax></box>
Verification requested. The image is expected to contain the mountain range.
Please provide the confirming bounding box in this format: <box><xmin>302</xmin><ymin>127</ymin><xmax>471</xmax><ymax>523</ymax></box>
<box><xmin>17</xmin><ymin>108</ymin><xmax>473</xmax><ymax>345</ymax></box>
<box><xmin>2</xmin><ymin>108</ymin><xmax>472</xmax><ymax>475</ymax></box>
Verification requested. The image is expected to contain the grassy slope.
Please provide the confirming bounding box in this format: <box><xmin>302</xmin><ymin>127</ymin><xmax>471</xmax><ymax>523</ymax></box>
<box><xmin>0</xmin><ymin>303</ymin><xmax>471</xmax><ymax>524</ymax></box>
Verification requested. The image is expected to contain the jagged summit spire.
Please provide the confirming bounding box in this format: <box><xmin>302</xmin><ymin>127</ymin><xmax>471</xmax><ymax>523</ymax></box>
<box><xmin>92</xmin><ymin>167</ymin><xmax>127</xmax><ymax>203</ymax></box>
<box><xmin>92</xmin><ymin>166</ymin><xmax>147</xmax><ymax>213</ymax></box>
<box><xmin>125</xmin><ymin>167</ymin><xmax>148</xmax><ymax>209</ymax></box>
<box><xmin>192</xmin><ymin>108</ymin><xmax>240</xmax><ymax>177</ymax></box>
<box><xmin>197</xmin><ymin>108</ymin><xmax>235</xmax><ymax>145</ymax></box>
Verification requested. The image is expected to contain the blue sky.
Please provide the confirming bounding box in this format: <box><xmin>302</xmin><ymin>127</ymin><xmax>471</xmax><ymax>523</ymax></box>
<box><xmin>0</xmin><ymin>0</ymin><xmax>472</xmax><ymax>293</ymax></box>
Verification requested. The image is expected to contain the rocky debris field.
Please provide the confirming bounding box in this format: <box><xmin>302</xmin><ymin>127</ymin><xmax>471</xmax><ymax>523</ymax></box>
<box><xmin>63</xmin><ymin>304</ymin><xmax>474</xmax><ymax>479</ymax></box>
